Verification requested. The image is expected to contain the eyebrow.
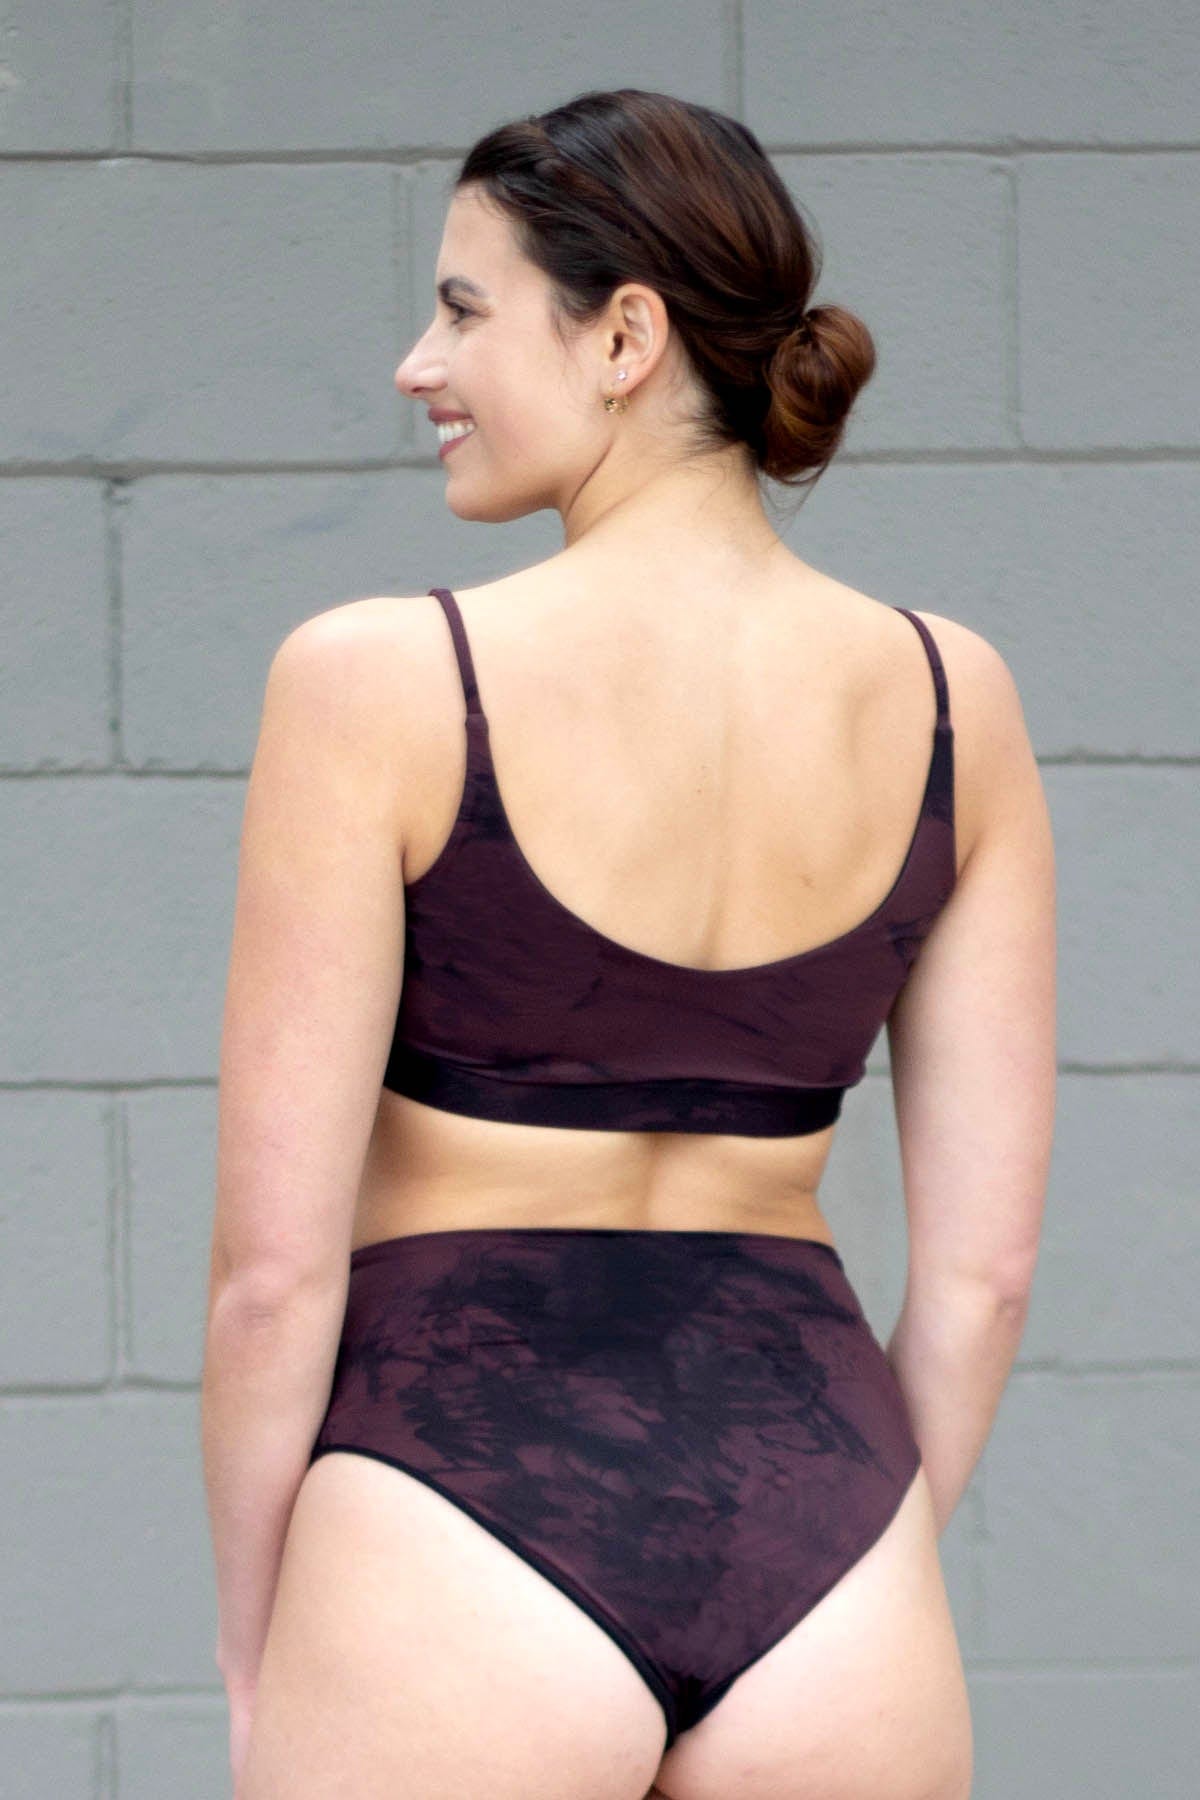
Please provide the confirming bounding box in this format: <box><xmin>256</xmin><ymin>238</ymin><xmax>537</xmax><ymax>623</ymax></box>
<box><xmin>437</xmin><ymin>276</ymin><xmax>489</xmax><ymax>302</ymax></box>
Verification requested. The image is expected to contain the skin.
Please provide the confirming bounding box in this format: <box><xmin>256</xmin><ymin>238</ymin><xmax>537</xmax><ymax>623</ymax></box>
<box><xmin>397</xmin><ymin>183</ymin><xmax>788</xmax><ymax>556</ymax></box>
<box><xmin>219</xmin><ymin>179</ymin><xmax>1055</xmax><ymax>1799</ymax></box>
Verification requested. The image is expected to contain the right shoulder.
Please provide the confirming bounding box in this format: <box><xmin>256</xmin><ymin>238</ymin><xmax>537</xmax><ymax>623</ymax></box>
<box><xmin>268</xmin><ymin>587</ymin><xmax>471</xmax><ymax>761</ymax></box>
<box><xmin>903</xmin><ymin>608</ymin><xmax>1026</xmax><ymax>716</ymax></box>
<box><xmin>904</xmin><ymin>611</ymin><xmax>1040</xmax><ymax>864</ymax></box>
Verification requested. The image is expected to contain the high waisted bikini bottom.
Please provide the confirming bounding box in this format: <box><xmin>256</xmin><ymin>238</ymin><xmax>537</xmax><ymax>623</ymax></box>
<box><xmin>308</xmin><ymin>1227</ymin><xmax>921</xmax><ymax>1749</ymax></box>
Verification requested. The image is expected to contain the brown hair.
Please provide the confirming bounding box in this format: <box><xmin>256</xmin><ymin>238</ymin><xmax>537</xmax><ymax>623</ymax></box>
<box><xmin>452</xmin><ymin>88</ymin><xmax>876</xmax><ymax>499</ymax></box>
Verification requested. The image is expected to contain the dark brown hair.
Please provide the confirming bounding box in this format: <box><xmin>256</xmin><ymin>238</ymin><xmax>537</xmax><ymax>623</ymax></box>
<box><xmin>452</xmin><ymin>88</ymin><xmax>876</xmax><ymax>498</ymax></box>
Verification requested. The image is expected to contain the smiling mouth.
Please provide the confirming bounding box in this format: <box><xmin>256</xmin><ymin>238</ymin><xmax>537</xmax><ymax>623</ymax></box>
<box><xmin>438</xmin><ymin>427</ymin><xmax>476</xmax><ymax>460</ymax></box>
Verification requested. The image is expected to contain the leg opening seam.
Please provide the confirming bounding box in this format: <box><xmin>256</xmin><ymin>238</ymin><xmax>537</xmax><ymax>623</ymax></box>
<box><xmin>309</xmin><ymin>1441</ymin><xmax>678</xmax><ymax>1744</ymax></box>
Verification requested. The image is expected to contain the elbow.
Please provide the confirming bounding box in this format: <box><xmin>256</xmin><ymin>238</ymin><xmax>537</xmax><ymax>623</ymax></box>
<box><xmin>910</xmin><ymin>1249</ymin><xmax>1040</xmax><ymax>1318</ymax></box>
<box><xmin>207</xmin><ymin>1258</ymin><xmax>332</xmax><ymax>1326</ymax></box>
<box><xmin>974</xmin><ymin>1260</ymin><xmax>1038</xmax><ymax>1321</ymax></box>
<box><xmin>986</xmin><ymin>1241</ymin><xmax>1041</xmax><ymax>1313</ymax></box>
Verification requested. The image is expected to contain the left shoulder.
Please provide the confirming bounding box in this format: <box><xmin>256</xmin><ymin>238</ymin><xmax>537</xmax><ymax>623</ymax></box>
<box><xmin>268</xmin><ymin>593</ymin><xmax>434</xmax><ymax>729</ymax></box>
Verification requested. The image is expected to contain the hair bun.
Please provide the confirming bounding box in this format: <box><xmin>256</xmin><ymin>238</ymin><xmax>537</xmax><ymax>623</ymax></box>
<box><xmin>762</xmin><ymin>301</ymin><xmax>877</xmax><ymax>485</ymax></box>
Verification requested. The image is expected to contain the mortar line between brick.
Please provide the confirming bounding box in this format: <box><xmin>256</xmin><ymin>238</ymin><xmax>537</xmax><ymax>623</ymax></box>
<box><xmin>4</xmin><ymin>446</ymin><xmax>1198</xmax><ymax>477</ymax></box>
<box><xmin>728</xmin><ymin>0</ymin><xmax>744</xmax><ymax>118</ymax></box>
<box><xmin>3</xmin><ymin>144</ymin><xmax>1199</xmax><ymax>165</ymax></box>
<box><xmin>114</xmin><ymin>1097</ymin><xmax>131</xmax><ymax>1382</ymax></box>
<box><xmin>7</xmin><ymin>761</ymin><xmax>1200</xmax><ymax>781</ymax></box>
<box><xmin>2</xmin><ymin>1060</ymin><xmax>1200</xmax><ymax>1093</ymax></box>
<box><xmin>1</xmin><ymin>1381</ymin><xmax>200</xmax><ymax>1398</ymax></box>
<box><xmin>0</xmin><ymin>1693</ymin><xmax>134</xmax><ymax>1709</ymax></box>
<box><xmin>100</xmin><ymin>1087</ymin><xmax>118</xmax><ymax>1382</ymax></box>
<box><xmin>94</xmin><ymin>1709</ymin><xmax>115</xmax><ymax>1800</ymax></box>
<box><xmin>1006</xmin><ymin>157</ymin><xmax>1021</xmax><ymax>446</ymax></box>
<box><xmin>115</xmin><ymin>0</ymin><xmax>132</xmax><ymax>152</ymax></box>
<box><xmin>102</xmin><ymin>481</ymin><xmax>124</xmax><ymax>762</ymax></box>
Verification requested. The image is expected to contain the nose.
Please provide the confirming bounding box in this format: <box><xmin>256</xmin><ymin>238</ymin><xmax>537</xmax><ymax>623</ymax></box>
<box><xmin>394</xmin><ymin>353</ymin><xmax>423</xmax><ymax>397</ymax></box>
<box><xmin>394</xmin><ymin>334</ymin><xmax>440</xmax><ymax>399</ymax></box>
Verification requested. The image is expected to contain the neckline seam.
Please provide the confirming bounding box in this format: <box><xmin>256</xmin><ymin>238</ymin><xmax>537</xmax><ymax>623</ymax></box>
<box><xmin>407</xmin><ymin>714</ymin><xmax>948</xmax><ymax>979</ymax></box>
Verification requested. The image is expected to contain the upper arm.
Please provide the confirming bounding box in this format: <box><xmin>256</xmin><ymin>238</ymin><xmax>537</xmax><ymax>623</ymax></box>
<box><xmin>886</xmin><ymin>622</ymin><xmax>1057</xmax><ymax>1302</ymax></box>
<box><xmin>208</xmin><ymin>604</ymin><xmax>411</xmax><ymax>1298</ymax></box>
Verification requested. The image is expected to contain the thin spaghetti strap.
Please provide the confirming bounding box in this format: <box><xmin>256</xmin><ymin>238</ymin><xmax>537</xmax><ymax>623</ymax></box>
<box><xmin>427</xmin><ymin>587</ymin><xmax>483</xmax><ymax>717</ymax></box>
<box><xmin>893</xmin><ymin>607</ymin><xmax>950</xmax><ymax>730</ymax></box>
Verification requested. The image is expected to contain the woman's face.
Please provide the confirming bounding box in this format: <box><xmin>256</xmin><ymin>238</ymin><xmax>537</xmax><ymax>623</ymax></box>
<box><xmin>394</xmin><ymin>184</ymin><xmax>667</xmax><ymax>529</ymax></box>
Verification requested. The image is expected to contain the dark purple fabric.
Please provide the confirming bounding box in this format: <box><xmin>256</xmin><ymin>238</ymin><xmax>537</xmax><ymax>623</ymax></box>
<box><xmin>309</xmin><ymin>1227</ymin><xmax>922</xmax><ymax>1746</ymax></box>
<box><xmin>382</xmin><ymin>589</ymin><xmax>957</xmax><ymax>1135</ymax></box>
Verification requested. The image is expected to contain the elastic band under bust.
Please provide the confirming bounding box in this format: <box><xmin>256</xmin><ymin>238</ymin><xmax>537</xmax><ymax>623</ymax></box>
<box><xmin>384</xmin><ymin>1042</ymin><xmax>846</xmax><ymax>1137</ymax></box>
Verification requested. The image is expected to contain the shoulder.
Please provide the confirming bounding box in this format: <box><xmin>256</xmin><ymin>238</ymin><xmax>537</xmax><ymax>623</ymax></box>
<box><xmin>905</xmin><ymin>609</ymin><xmax>1033</xmax><ymax>741</ymax></box>
<box><xmin>272</xmin><ymin>592</ymin><xmax>440</xmax><ymax>671</ymax></box>
<box><xmin>902</xmin><ymin>610</ymin><xmax>1040</xmax><ymax>858</ymax></box>
<box><xmin>263</xmin><ymin>595</ymin><xmax>452</xmax><ymax>806</ymax></box>
<box><xmin>900</xmin><ymin>609</ymin><xmax>1017</xmax><ymax>698</ymax></box>
<box><xmin>268</xmin><ymin>592</ymin><xmax>452</xmax><ymax>724</ymax></box>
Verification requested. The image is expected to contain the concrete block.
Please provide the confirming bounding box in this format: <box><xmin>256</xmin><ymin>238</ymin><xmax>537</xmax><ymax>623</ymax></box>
<box><xmin>969</xmin><ymin>1666</ymin><xmax>1199</xmax><ymax>1800</ymax></box>
<box><xmin>1020</xmin><ymin>1073</ymin><xmax>1200</xmax><ymax>1365</ymax></box>
<box><xmin>0</xmin><ymin>0</ymin><xmax>116</xmax><ymax>153</ymax></box>
<box><xmin>977</xmin><ymin>1372</ymin><xmax>1200</xmax><ymax>1659</ymax></box>
<box><xmin>769</xmin><ymin>155</ymin><xmax>1013</xmax><ymax>451</ymax></box>
<box><xmin>126</xmin><ymin>1088</ymin><xmax>217</xmax><ymax>1382</ymax></box>
<box><xmin>0</xmin><ymin>164</ymin><xmax>397</xmax><ymax>463</ymax></box>
<box><xmin>1044</xmin><ymin>765</ymin><xmax>1199</xmax><ymax>1067</ymax></box>
<box><xmin>116</xmin><ymin>1697</ymin><xmax>228</xmax><ymax>1800</ymax></box>
<box><xmin>131</xmin><ymin>1</ymin><xmax>727</xmax><ymax>151</ymax></box>
<box><xmin>0</xmin><ymin>1093</ymin><xmax>111</xmax><ymax>1386</ymax></box>
<box><xmin>0</xmin><ymin>1393</ymin><xmax>214</xmax><ymax>1691</ymax></box>
<box><xmin>746</xmin><ymin>0</ymin><xmax>1200</xmax><ymax>145</ymax></box>
<box><xmin>0</xmin><ymin>1707</ymin><xmax>99</xmax><ymax>1799</ymax></box>
<box><xmin>0</xmin><ymin>482</ymin><xmax>110</xmax><ymax>769</ymax></box>
<box><xmin>0</xmin><ymin>778</ymin><xmax>242</xmax><ymax>1083</ymax></box>
<box><xmin>1020</xmin><ymin>155</ymin><xmax>1200</xmax><ymax>448</ymax></box>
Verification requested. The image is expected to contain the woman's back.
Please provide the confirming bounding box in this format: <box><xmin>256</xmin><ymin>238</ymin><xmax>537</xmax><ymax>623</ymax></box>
<box><xmin>349</xmin><ymin>545</ymin><xmax>986</xmax><ymax>1256</ymax></box>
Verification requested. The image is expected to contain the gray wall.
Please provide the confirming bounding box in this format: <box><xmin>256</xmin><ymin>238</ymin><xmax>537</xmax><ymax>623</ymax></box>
<box><xmin>2</xmin><ymin>4</ymin><xmax>1197</xmax><ymax>1796</ymax></box>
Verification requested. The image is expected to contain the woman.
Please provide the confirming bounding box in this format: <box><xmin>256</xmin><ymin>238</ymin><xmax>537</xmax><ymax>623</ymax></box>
<box><xmin>202</xmin><ymin>89</ymin><xmax>1055</xmax><ymax>1800</ymax></box>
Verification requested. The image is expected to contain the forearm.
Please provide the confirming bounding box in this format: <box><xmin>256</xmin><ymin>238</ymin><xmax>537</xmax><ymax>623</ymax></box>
<box><xmin>885</xmin><ymin>1275</ymin><xmax>1030</xmax><ymax>1536</ymax></box>
<box><xmin>200</xmin><ymin>1277</ymin><xmax>346</xmax><ymax>1689</ymax></box>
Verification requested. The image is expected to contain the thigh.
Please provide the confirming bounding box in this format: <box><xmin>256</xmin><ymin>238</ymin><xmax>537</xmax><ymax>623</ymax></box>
<box><xmin>240</xmin><ymin>1450</ymin><xmax>669</xmax><ymax>1800</ymax></box>
<box><xmin>652</xmin><ymin>1466</ymin><xmax>973</xmax><ymax>1800</ymax></box>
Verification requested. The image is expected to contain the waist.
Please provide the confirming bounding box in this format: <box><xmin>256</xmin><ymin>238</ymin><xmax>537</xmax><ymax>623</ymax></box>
<box><xmin>351</xmin><ymin>1175</ymin><xmax>838</xmax><ymax>1262</ymax></box>
<box><xmin>354</xmin><ymin>1087</ymin><xmax>840</xmax><ymax>1258</ymax></box>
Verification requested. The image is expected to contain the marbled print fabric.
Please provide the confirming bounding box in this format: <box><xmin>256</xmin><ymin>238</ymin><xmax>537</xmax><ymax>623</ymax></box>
<box><xmin>310</xmin><ymin>1226</ymin><xmax>921</xmax><ymax>1746</ymax></box>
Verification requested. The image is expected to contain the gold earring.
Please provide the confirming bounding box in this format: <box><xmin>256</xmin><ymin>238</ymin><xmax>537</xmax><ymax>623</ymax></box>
<box><xmin>604</xmin><ymin>371</ymin><xmax>630</xmax><ymax>413</ymax></box>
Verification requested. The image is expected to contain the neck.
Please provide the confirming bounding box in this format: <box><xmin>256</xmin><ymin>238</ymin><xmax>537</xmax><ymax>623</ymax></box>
<box><xmin>560</xmin><ymin>444</ymin><xmax>783</xmax><ymax>565</ymax></box>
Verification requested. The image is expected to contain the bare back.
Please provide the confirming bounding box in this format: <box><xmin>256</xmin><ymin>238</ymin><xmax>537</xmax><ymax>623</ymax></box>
<box><xmin>350</xmin><ymin>549</ymin><xmax>982</xmax><ymax>1255</ymax></box>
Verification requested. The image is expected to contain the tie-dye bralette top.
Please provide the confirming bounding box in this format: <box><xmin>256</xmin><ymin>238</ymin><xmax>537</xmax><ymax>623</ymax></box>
<box><xmin>381</xmin><ymin>587</ymin><xmax>956</xmax><ymax>1137</ymax></box>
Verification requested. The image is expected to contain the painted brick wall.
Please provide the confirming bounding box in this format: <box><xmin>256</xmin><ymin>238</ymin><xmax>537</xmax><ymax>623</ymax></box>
<box><xmin>1</xmin><ymin>4</ymin><xmax>1197</xmax><ymax>1794</ymax></box>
